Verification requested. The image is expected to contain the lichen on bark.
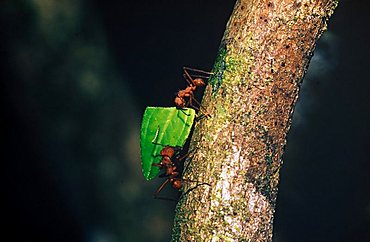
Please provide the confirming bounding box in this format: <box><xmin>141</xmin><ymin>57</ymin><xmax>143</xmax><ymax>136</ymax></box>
<box><xmin>172</xmin><ymin>0</ymin><xmax>338</xmax><ymax>241</ymax></box>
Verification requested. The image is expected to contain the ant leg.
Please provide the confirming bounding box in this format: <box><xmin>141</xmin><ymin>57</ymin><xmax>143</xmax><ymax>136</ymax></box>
<box><xmin>195</xmin><ymin>113</ymin><xmax>207</xmax><ymax>122</ymax></box>
<box><xmin>186</xmin><ymin>95</ymin><xmax>208</xmax><ymax>117</ymax></box>
<box><xmin>189</xmin><ymin>104</ymin><xmax>200</xmax><ymax>112</ymax></box>
<box><xmin>175</xmin><ymin>147</ymin><xmax>198</xmax><ymax>164</ymax></box>
<box><xmin>190</xmin><ymin>103</ymin><xmax>211</xmax><ymax>118</ymax></box>
<box><xmin>191</xmin><ymin>97</ymin><xmax>212</xmax><ymax>118</ymax></box>
<box><xmin>173</xmin><ymin>150</ymin><xmax>194</xmax><ymax>173</ymax></box>
<box><xmin>152</xmin><ymin>163</ymin><xmax>167</xmax><ymax>170</ymax></box>
<box><xmin>191</xmin><ymin>96</ymin><xmax>201</xmax><ymax>106</ymax></box>
<box><xmin>183</xmin><ymin>69</ymin><xmax>196</xmax><ymax>86</ymax></box>
<box><xmin>153</xmin><ymin>179</ymin><xmax>179</xmax><ymax>202</ymax></box>
<box><xmin>181</xmin><ymin>178</ymin><xmax>211</xmax><ymax>197</ymax></box>
<box><xmin>183</xmin><ymin>67</ymin><xmax>213</xmax><ymax>76</ymax></box>
<box><xmin>182</xmin><ymin>73</ymin><xmax>194</xmax><ymax>87</ymax></box>
<box><xmin>153</xmin><ymin>196</ymin><xmax>178</xmax><ymax>202</ymax></box>
<box><xmin>180</xmin><ymin>148</ymin><xmax>199</xmax><ymax>174</ymax></box>
<box><xmin>189</xmin><ymin>104</ymin><xmax>203</xmax><ymax>113</ymax></box>
<box><xmin>191</xmin><ymin>96</ymin><xmax>210</xmax><ymax>114</ymax></box>
<box><xmin>179</xmin><ymin>108</ymin><xmax>191</xmax><ymax>116</ymax></box>
<box><xmin>188</xmin><ymin>95</ymin><xmax>193</xmax><ymax>106</ymax></box>
<box><xmin>187</xmin><ymin>94</ymin><xmax>204</xmax><ymax>110</ymax></box>
<box><xmin>153</xmin><ymin>179</ymin><xmax>170</xmax><ymax>197</ymax></box>
<box><xmin>171</xmin><ymin>146</ymin><xmax>183</xmax><ymax>157</ymax></box>
<box><xmin>177</xmin><ymin>152</ymin><xmax>192</xmax><ymax>162</ymax></box>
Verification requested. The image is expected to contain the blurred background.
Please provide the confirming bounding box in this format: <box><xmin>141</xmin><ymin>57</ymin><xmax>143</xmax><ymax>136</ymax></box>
<box><xmin>1</xmin><ymin>0</ymin><xmax>369</xmax><ymax>241</ymax></box>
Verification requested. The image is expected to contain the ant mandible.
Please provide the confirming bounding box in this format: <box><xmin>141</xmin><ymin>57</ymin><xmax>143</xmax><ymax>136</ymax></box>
<box><xmin>174</xmin><ymin>67</ymin><xmax>212</xmax><ymax>114</ymax></box>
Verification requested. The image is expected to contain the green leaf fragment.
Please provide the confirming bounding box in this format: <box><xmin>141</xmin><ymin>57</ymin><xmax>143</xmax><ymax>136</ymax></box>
<box><xmin>140</xmin><ymin>107</ymin><xmax>196</xmax><ymax>180</ymax></box>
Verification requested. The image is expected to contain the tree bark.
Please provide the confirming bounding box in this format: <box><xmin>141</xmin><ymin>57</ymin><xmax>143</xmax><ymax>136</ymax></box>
<box><xmin>172</xmin><ymin>0</ymin><xmax>338</xmax><ymax>241</ymax></box>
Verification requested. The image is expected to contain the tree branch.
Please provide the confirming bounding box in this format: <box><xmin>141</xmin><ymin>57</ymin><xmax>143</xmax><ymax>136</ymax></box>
<box><xmin>172</xmin><ymin>0</ymin><xmax>338</xmax><ymax>241</ymax></box>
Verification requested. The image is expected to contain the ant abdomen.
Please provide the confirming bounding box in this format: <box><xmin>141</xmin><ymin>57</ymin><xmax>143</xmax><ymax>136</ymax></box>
<box><xmin>171</xmin><ymin>179</ymin><xmax>182</xmax><ymax>190</ymax></box>
<box><xmin>160</xmin><ymin>146</ymin><xmax>176</xmax><ymax>158</ymax></box>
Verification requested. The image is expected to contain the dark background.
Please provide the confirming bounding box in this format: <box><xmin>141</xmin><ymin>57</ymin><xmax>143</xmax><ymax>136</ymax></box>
<box><xmin>1</xmin><ymin>0</ymin><xmax>369</xmax><ymax>241</ymax></box>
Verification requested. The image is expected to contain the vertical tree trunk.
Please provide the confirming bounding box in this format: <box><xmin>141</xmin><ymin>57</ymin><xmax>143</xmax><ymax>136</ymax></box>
<box><xmin>172</xmin><ymin>0</ymin><xmax>338</xmax><ymax>241</ymax></box>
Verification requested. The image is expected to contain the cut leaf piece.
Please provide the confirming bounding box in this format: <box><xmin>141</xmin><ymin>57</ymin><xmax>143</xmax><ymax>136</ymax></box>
<box><xmin>140</xmin><ymin>107</ymin><xmax>196</xmax><ymax>180</ymax></box>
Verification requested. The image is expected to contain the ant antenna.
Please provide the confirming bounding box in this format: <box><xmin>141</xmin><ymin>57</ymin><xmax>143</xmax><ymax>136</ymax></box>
<box><xmin>190</xmin><ymin>74</ymin><xmax>212</xmax><ymax>79</ymax></box>
<box><xmin>183</xmin><ymin>67</ymin><xmax>214</xmax><ymax>75</ymax></box>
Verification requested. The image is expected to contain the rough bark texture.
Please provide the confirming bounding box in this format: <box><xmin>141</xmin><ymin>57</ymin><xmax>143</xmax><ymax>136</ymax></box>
<box><xmin>172</xmin><ymin>0</ymin><xmax>338</xmax><ymax>241</ymax></box>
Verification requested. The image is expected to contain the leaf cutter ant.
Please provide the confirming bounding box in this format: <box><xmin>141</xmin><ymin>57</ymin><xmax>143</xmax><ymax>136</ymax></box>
<box><xmin>150</xmin><ymin>128</ymin><xmax>210</xmax><ymax>201</ymax></box>
<box><xmin>151</xmin><ymin>145</ymin><xmax>210</xmax><ymax>202</ymax></box>
<box><xmin>175</xmin><ymin>67</ymin><xmax>212</xmax><ymax>117</ymax></box>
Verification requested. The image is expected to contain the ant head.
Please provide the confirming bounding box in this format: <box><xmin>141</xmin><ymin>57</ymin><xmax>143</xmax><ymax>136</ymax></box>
<box><xmin>171</xmin><ymin>179</ymin><xmax>182</xmax><ymax>190</ymax></box>
<box><xmin>193</xmin><ymin>78</ymin><xmax>205</xmax><ymax>87</ymax></box>
<box><xmin>174</xmin><ymin>97</ymin><xmax>185</xmax><ymax>107</ymax></box>
<box><xmin>161</xmin><ymin>156</ymin><xmax>172</xmax><ymax>166</ymax></box>
<box><xmin>160</xmin><ymin>146</ymin><xmax>175</xmax><ymax>158</ymax></box>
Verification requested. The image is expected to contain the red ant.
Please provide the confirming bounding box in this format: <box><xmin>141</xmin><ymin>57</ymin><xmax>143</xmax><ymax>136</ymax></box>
<box><xmin>174</xmin><ymin>67</ymin><xmax>212</xmax><ymax>116</ymax></box>
<box><xmin>151</xmin><ymin>146</ymin><xmax>186</xmax><ymax>200</ymax></box>
<box><xmin>152</xmin><ymin>145</ymin><xmax>210</xmax><ymax>201</ymax></box>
